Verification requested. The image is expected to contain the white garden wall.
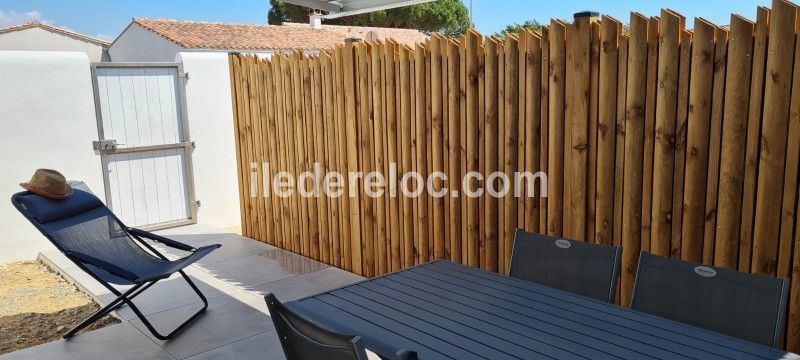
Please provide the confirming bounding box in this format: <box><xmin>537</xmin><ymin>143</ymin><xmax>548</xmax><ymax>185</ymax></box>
<box><xmin>0</xmin><ymin>51</ymin><xmax>105</xmax><ymax>264</ymax></box>
<box><xmin>176</xmin><ymin>52</ymin><xmax>241</xmax><ymax>230</ymax></box>
<box><xmin>0</xmin><ymin>50</ymin><xmax>245</xmax><ymax>264</ymax></box>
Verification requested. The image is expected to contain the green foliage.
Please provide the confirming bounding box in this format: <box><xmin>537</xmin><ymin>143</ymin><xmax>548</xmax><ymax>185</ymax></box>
<box><xmin>493</xmin><ymin>20</ymin><xmax>543</xmax><ymax>40</ymax></box>
<box><xmin>267</xmin><ymin>0</ymin><xmax>470</xmax><ymax>36</ymax></box>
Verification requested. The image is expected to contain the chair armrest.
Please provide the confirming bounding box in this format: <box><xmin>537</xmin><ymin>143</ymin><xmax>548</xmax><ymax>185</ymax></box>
<box><xmin>128</xmin><ymin>228</ymin><xmax>196</xmax><ymax>252</ymax></box>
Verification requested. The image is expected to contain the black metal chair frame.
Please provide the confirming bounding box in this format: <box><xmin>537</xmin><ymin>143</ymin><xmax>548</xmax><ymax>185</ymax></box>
<box><xmin>64</xmin><ymin>229</ymin><xmax>210</xmax><ymax>340</ymax></box>
<box><xmin>12</xmin><ymin>193</ymin><xmax>216</xmax><ymax>341</ymax></box>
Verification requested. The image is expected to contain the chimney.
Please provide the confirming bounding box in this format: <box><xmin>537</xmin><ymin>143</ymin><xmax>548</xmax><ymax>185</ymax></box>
<box><xmin>309</xmin><ymin>14</ymin><xmax>322</xmax><ymax>29</ymax></box>
<box><xmin>574</xmin><ymin>11</ymin><xmax>600</xmax><ymax>22</ymax></box>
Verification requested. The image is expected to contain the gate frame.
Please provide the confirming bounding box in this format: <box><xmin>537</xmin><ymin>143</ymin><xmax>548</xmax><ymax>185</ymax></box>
<box><xmin>90</xmin><ymin>62</ymin><xmax>198</xmax><ymax>231</ymax></box>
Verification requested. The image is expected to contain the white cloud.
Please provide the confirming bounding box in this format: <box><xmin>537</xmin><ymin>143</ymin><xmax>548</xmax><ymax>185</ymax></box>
<box><xmin>0</xmin><ymin>9</ymin><xmax>44</xmax><ymax>27</ymax></box>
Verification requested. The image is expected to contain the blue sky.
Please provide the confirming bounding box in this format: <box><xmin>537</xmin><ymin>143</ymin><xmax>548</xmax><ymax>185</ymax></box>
<box><xmin>0</xmin><ymin>0</ymin><xmax>772</xmax><ymax>41</ymax></box>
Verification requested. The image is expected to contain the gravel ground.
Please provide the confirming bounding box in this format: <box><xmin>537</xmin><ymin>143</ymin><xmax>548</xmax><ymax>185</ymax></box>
<box><xmin>0</xmin><ymin>261</ymin><xmax>119</xmax><ymax>355</ymax></box>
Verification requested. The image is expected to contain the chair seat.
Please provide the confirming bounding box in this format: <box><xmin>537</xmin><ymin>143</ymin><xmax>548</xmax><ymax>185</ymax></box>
<box><xmin>131</xmin><ymin>244</ymin><xmax>221</xmax><ymax>283</ymax></box>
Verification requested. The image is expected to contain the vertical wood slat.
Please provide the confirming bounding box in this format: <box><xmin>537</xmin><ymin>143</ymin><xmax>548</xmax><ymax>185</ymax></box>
<box><xmin>753</xmin><ymin>0</ymin><xmax>798</xmax><ymax>276</ymax></box>
<box><xmin>587</xmin><ymin>21</ymin><xmax>600</xmax><ymax>244</ymax></box>
<box><xmin>681</xmin><ymin>19</ymin><xmax>717</xmax><ymax>263</ymax></box>
<box><xmin>503</xmin><ymin>35</ymin><xmax>520</xmax><ymax>269</ymax></box>
<box><xmin>596</xmin><ymin>17</ymin><xmax>621</xmax><ymax>246</ymax></box>
<box><xmin>651</xmin><ymin>10</ymin><xmax>683</xmax><ymax>256</ymax></box>
<box><xmin>321</xmin><ymin>53</ymin><xmax>339</xmax><ymax>266</ymax></box>
<box><xmin>399</xmin><ymin>46</ymin><xmax>414</xmax><ymax>268</ymax></box>
<box><xmin>641</xmin><ymin>16</ymin><xmax>659</xmax><ymax>253</ymax></box>
<box><xmin>480</xmin><ymin>38</ymin><xmax>489</xmax><ymax>270</ymax></box>
<box><xmin>384</xmin><ymin>41</ymin><xmax>401</xmax><ymax>272</ymax></box>
<box><xmin>524</xmin><ymin>30</ymin><xmax>542</xmax><ymax>236</ymax></box>
<box><xmin>292</xmin><ymin>54</ymin><xmax>310</xmax><ymax>256</ymax></box>
<box><xmin>263</xmin><ymin>60</ymin><xmax>282</xmax><ymax>249</ymax></box>
<box><xmin>614</xmin><ymin>34</ymin><xmax>629</xmax><ymax>249</ymax></box>
<box><xmin>305</xmin><ymin>57</ymin><xmax>321</xmax><ymax>260</ymax></box>
<box><xmin>564</xmin><ymin>15</ymin><xmax>591</xmax><ymax>241</ymax></box>
<box><xmin>548</xmin><ymin>20</ymin><xmax>567</xmax><ymax>237</ymax></box>
<box><xmin>371</xmin><ymin>42</ymin><xmax>388</xmax><ymax>274</ymax></box>
<box><xmin>621</xmin><ymin>13</ymin><xmax>649</xmax><ymax>306</ymax></box>
<box><xmin>540</xmin><ymin>27</ymin><xmax>550</xmax><ymax>234</ymax></box>
<box><xmin>703</xmin><ymin>28</ymin><xmax>729</xmax><ymax>264</ymax></box>
<box><xmin>334</xmin><ymin>47</ymin><xmax>353</xmax><ymax>271</ymax></box>
<box><xmin>740</xmin><ymin>7</ymin><xmax>771</xmax><ymax>272</ymax></box>
<box><xmin>715</xmin><ymin>16</ymin><xmax>755</xmax><ymax>269</ymax></box>
<box><xmin>230</xmin><ymin>56</ymin><xmax>250</xmax><ymax>238</ymax></box>
<box><xmin>414</xmin><ymin>44</ymin><xmax>430</xmax><ymax>265</ymax></box>
<box><xmin>431</xmin><ymin>36</ymin><xmax>446</xmax><ymax>261</ymax></box>
<box><xmin>343</xmin><ymin>44</ymin><xmax>363</xmax><ymax>275</ymax></box>
<box><xmin>496</xmin><ymin>41</ymin><xmax>505</xmax><ymax>271</ymax></box>
<box><xmin>484</xmin><ymin>38</ymin><xmax>500</xmax><ymax>272</ymax></box>
<box><xmin>671</xmin><ymin>29</ymin><xmax>692</xmax><ymax>259</ymax></box>
<box><xmin>465</xmin><ymin>30</ymin><xmax>481</xmax><ymax>267</ymax></box>
<box><xmin>447</xmin><ymin>40</ymin><xmax>462</xmax><ymax>264</ymax></box>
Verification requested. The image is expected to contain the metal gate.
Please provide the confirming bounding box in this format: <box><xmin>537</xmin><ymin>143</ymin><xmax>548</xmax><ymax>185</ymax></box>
<box><xmin>90</xmin><ymin>62</ymin><xmax>197</xmax><ymax>230</ymax></box>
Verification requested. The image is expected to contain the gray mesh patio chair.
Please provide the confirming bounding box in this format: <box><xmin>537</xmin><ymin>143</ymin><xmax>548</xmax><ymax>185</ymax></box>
<box><xmin>631</xmin><ymin>252</ymin><xmax>790</xmax><ymax>347</ymax></box>
<box><xmin>508</xmin><ymin>229</ymin><xmax>622</xmax><ymax>303</ymax></box>
<box><xmin>12</xmin><ymin>187</ymin><xmax>221</xmax><ymax>340</ymax></box>
<box><xmin>265</xmin><ymin>294</ymin><xmax>417</xmax><ymax>360</ymax></box>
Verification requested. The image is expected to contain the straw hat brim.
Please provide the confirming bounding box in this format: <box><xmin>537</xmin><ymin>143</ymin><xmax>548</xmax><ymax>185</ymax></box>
<box><xmin>20</xmin><ymin>182</ymin><xmax>73</xmax><ymax>200</ymax></box>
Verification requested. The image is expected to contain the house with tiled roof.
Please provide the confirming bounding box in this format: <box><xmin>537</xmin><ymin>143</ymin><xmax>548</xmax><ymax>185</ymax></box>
<box><xmin>0</xmin><ymin>22</ymin><xmax>110</xmax><ymax>61</ymax></box>
<box><xmin>108</xmin><ymin>18</ymin><xmax>428</xmax><ymax>62</ymax></box>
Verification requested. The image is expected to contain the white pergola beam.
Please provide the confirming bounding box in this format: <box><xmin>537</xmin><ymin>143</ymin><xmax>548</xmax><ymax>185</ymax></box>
<box><xmin>282</xmin><ymin>0</ymin><xmax>435</xmax><ymax>19</ymax></box>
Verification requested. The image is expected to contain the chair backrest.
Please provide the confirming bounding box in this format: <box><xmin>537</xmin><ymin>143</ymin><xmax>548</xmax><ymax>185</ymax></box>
<box><xmin>12</xmin><ymin>188</ymin><xmax>156</xmax><ymax>284</ymax></box>
<box><xmin>508</xmin><ymin>229</ymin><xmax>622</xmax><ymax>303</ymax></box>
<box><xmin>265</xmin><ymin>294</ymin><xmax>369</xmax><ymax>360</ymax></box>
<box><xmin>631</xmin><ymin>252</ymin><xmax>790</xmax><ymax>347</ymax></box>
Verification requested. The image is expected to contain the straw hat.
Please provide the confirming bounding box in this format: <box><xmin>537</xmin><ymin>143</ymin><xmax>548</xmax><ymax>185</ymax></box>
<box><xmin>20</xmin><ymin>169</ymin><xmax>73</xmax><ymax>199</ymax></box>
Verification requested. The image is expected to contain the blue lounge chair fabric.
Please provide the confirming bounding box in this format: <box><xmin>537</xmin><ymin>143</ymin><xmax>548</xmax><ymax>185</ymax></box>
<box><xmin>631</xmin><ymin>252</ymin><xmax>790</xmax><ymax>347</ymax></box>
<box><xmin>12</xmin><ymin>186</ymin><xmax>220</xmax><ymax>340</ymax></box>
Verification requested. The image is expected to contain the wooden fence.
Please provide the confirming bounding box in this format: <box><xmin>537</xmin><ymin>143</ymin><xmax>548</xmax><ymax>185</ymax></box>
<box><xmin>230</xmin><ymin>0</ymin><xmax>800</xmax><ymax>350</ymax></box>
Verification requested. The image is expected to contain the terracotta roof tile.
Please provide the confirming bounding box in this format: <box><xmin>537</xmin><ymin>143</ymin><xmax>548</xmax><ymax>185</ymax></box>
<box><xmin>0</xmin><ymin>22</ymin><xmax>110</xmax><ymax>46</ymax></box>
<box><xmin>132</xmin><ymin>18</ymin><xmax>427</xmax><ymax>51</ymax></box>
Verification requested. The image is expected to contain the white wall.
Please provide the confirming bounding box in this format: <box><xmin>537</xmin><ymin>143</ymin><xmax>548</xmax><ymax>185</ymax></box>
<box><xmin>108</xmin><ymin>23</ymin><xmax>184</xmax><ymax>62</ymax></box>
<box><xmin>0</xmin><ymin>27</ymin><xmax>107</xmax><ymax>62</ymax></box>
<box><xmin>176</xmin><ymin>52</ymin><xmax>241</xmax><ymax>229</ymax></box>
<box><xmin>0</xmin><ymin>51</ymin><xmax>105</xmax><ymax>264</ymax></box>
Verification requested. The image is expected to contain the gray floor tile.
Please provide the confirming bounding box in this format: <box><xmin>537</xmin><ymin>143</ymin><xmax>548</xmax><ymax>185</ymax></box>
<box><xmin>183</xmin><ymin>331</ymin><xmax>285</xmax><ymax>360</ymax></box>
<box><xmin>253</xmin><ymin>266</ymin><xmax>364</xmax><ymax>302</ymax></box>
<box><xmin>202</xmin><ymin>249</ymin><xmax>327</xmax><ymax>290</ymax></box>
<box><xmin>0</xmin><ymin>323</ymin><xmax>175</xmax><ymax>360</ymax></box>
<box><xmin>129</xmin><ymin>295</ymin><xmax>274</xmax><ymax>359</ymax></box>
<box><xmin>107</xmin><ymin>272</ymin><xmax>230</xmax><ymax>320</ymax></box>
<box><xmin>192</xmin><ymin>236</ymin><xmax>274</xmax><ymax>265</ymax></box>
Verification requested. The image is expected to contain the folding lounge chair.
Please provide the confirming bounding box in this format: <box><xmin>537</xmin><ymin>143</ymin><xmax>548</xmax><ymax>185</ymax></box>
<box><xmin>12</xmin><ymin>187</ymin><xmax>221</xmax><ymax>340</ymax></box>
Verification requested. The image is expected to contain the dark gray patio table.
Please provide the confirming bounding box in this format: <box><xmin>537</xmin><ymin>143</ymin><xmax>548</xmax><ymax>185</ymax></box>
<box><xmin>285</xmin><ymin>260</ymin><xmax>799</xmax><ymax>360</ymax></box>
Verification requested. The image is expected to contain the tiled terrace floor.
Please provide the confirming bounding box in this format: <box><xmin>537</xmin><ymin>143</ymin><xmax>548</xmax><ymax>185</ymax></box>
<box><xmin>0</xmin><ymin>224</ymin><xmax>364</xmax><ymax>360</ymax></box>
